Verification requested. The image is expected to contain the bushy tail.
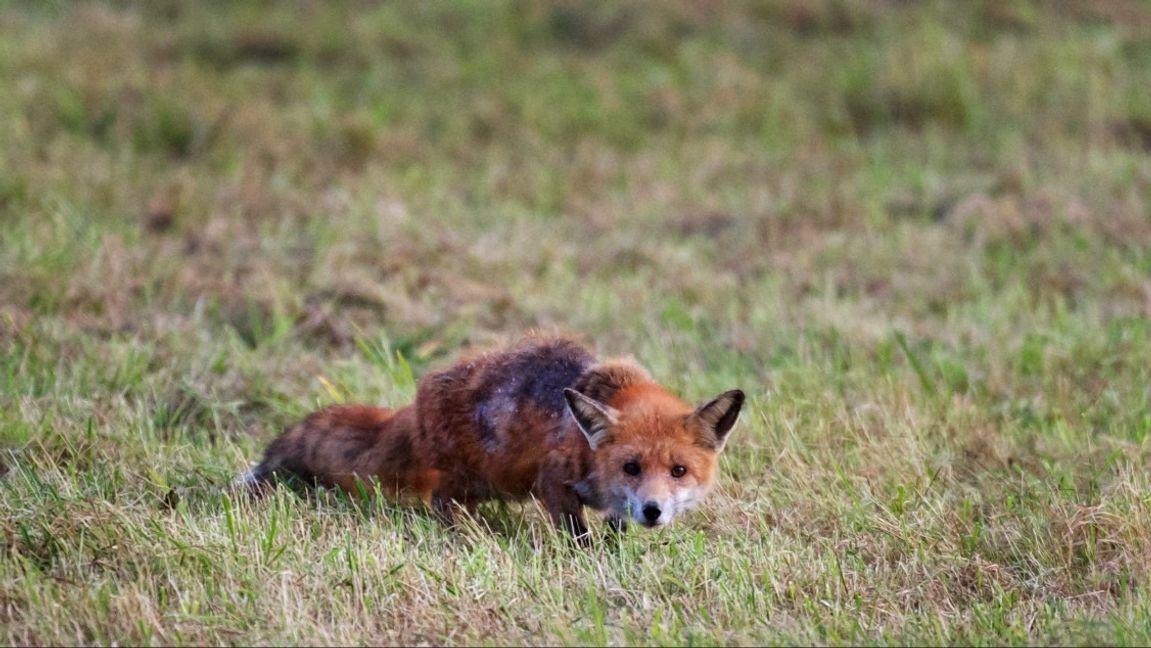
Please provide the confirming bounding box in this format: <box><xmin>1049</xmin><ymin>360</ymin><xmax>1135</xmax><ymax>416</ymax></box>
<box><xmin>233</xmin><ymin>460</ymin><xmax>281</xmax><ymax>496</ymax></box>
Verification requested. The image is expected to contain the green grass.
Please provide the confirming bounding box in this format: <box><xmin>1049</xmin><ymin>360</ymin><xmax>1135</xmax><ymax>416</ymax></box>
<box><xmin>2</xmin><ymin>0</ymin><xmax>1151</xmax><ymax>644</ymax></box>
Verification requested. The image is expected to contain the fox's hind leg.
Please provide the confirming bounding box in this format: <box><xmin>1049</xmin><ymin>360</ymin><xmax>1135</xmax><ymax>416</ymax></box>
<box><xmin>409</xmin><ymin>468</ymin><xmax>441</xmax><ymax>507</ymax></box>
<box><xmin>431</xmin><ymin>496</ymin><xmax>480</xmax><ymax>527</ymax></box>
<box><xmin>428</xmin><ymin>474</ymin><xmax>481</xmax><ymax>527</ymax></box>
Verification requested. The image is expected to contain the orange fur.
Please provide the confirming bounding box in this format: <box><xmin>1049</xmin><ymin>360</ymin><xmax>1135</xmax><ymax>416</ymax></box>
<box><xmin>245</xmin><ymin>336</ymin><xmax>744</xmax><ymax>542</ymax></box>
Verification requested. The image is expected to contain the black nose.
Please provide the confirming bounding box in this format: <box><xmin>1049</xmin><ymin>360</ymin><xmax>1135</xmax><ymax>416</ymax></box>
<box><xmin>642</xmin><ymin>503</ymin><xmax>661</xmax><ymax>522</ymax></box>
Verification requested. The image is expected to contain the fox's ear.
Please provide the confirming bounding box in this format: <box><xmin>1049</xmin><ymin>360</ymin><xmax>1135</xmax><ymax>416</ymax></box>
<box><xmin>564</xmin><ymin>388</ymin><xmax>618</xmax><ymax>450</ymax></box>
<box><xmin>690</xmin><ymin>389</ymin><xmax>745</xmax><ymax>452</ymax></box>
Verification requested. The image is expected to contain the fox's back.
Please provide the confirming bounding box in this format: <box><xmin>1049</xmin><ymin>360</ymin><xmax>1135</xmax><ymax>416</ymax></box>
<box><xmin>414</xmin><ymin>337</ymin><xmax>596</xmax><ymax>494</ymax></box>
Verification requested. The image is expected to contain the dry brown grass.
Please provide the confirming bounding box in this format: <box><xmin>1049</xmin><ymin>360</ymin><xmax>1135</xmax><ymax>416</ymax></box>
<box><xmin>1</xmin><ymin>0</ymin><xmax>1150</xmax><ymax>645</ymax></box>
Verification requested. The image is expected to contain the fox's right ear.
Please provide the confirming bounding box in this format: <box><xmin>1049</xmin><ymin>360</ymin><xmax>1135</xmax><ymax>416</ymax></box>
<box><xmin>564</xmin><ymin>388</ymin><xmax>618</xmax><ymax>450</ymax></box>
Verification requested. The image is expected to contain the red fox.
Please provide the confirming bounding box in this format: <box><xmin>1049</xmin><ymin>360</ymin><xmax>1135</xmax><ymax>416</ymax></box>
<box><xmin>243</xmin><ymin>336</ymin><xmax>744</xmax><ymax>541</ymax></box>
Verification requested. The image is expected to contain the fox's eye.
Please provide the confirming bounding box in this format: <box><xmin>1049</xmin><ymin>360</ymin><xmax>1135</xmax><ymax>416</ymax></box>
<box><xmin>671</xmin><ymin>465</ymin><xmax>687</xmax><ymax>478</ymax></box>
<box><xmin>623</xmin><ymin>462</ymin><xmax>641</xmax><ymax>476</ymax></box>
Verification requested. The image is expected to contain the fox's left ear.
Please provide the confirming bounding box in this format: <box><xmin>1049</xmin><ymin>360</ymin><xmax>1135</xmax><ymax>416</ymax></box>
<box><xmin>690</xmin><ymin>389</ymin><xmax>745</xmax><ymax>452</ymax></box>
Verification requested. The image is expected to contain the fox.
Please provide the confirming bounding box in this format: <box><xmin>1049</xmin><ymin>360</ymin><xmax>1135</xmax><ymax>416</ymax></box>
<box><xmin>242</xmin><ymin>336</ymin><xmax>745</xmax><ymax>542</ymax></box>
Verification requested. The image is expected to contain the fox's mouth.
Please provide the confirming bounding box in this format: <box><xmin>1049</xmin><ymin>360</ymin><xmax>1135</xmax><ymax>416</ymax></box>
<box><xmin>640</xmin><ymin>519</ymin><xmax>663</xmax><ymax>529</ymax></box>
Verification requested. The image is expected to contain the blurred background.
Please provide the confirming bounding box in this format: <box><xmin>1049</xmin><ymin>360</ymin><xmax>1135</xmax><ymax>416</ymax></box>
<box><xmin>2</xmin><ymin>0</ymin><xmax>1149</xmax><ymax>428</ymax></box>
<box><xmin>3</xmin><ymin>2</ymin><xmax>1151</xmax><ymax>644</ymax></box>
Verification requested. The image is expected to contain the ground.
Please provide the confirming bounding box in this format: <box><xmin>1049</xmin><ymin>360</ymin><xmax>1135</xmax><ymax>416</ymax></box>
<box><xmin>2</xmin><ymin>0</ymin><xmax>1151</xmax><ymax>644</ymax></box>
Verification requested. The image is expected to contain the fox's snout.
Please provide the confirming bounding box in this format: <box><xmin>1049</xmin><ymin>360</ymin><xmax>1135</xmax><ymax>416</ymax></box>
<box><xmin>636</xmin><ymin>498</ymin><xmax>679</xmax><ymax>527</ymax></box>
<box><xmin>615</xmin><ymin>482</ymin><xmax>707</xmax><ymax>528</ymax></box>
<box><xmin>620</xmin><ymin>496</ymin><xmax>670</xmax><ymax>527</ymax></box>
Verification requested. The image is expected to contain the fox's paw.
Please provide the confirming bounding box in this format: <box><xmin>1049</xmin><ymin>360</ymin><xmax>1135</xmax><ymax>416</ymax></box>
<box><xmin>571</xmin><ymin>528</ymin><xmax>594</xmax><ymax>549</ymax></box>
<box><xmin>606</xmin><ymin>517</ymin><xmax>628</xmax><ymax>534</ymax></box>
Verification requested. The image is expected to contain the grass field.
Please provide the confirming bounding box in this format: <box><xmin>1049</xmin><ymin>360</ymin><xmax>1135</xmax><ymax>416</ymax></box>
<box><xmin>2</xmin><ymin>0</ymin><xmax>1151</xmax><ymax>644</ymax></box>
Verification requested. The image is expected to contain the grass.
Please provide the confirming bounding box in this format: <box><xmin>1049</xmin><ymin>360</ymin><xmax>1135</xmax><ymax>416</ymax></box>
<box><xmin>2</xmin><ymin>0</ymin><xmax>1151</xmax><ymax>644</ymax></box>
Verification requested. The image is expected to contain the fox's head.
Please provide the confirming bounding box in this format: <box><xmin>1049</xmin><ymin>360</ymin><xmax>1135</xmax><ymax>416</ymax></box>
<box><xmin>563</xmin><ymin>384</ymin><xmax>744</xmax><ymax>528</ymax></box>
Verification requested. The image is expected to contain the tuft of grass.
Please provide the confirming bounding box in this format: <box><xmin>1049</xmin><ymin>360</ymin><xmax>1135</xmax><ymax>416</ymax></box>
<box><xmin>1</xmin><ymin>0</ymin><xmax>1150</xmax><ymax>645</ymax></box>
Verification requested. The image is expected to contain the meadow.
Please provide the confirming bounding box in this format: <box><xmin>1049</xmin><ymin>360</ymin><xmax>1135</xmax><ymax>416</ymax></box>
<box><xmin>2</xmin><ymin>0</ymin><xmax>1151</xmax><ymax>644</ymax></box>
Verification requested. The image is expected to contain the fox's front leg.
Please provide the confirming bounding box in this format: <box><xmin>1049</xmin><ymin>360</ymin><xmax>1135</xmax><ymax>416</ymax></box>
<box><xmin>543</xmin><ymin>489</ymin><xmax>591</xmax><ymax>546</ymax></box>
<box><xmin>534</xmin><ymin>467</ymin><xmax>591</xmax><ymax>546</ymax></box>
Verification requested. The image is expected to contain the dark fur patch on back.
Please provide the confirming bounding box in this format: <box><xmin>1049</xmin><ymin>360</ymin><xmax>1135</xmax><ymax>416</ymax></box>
<box><xmin>473</xmin><ymin>338</ymin><xmax>596</xmax><ymax>418</ymax></box>
<box><xmin>474</xmin><ymin>400</ymin><xmax>501</xmax><ymax>447</ymax></box>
